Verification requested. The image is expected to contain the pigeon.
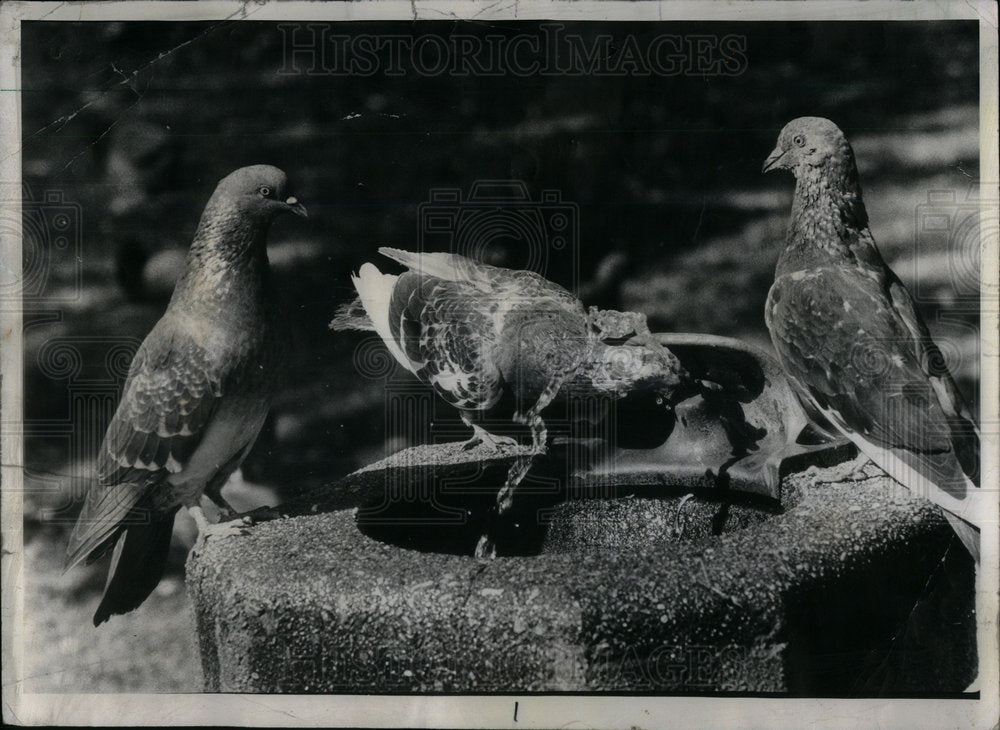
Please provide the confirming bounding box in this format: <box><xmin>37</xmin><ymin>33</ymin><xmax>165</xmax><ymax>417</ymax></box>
<box><xmin>762</xmin><ymin>117</ymin><xmax>981</xmax><ymax>561</ymax></box>
<box><xmin>331</xmin><ymin>247</ymin><xmax>689</xmax><ymax>556</ymax></box>
<box><xmin>66</xmin><ymin>165</ymin><xmax>307</xmax><ymax>625</ymax></box>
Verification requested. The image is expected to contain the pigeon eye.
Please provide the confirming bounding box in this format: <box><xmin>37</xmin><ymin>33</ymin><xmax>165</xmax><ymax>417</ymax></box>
<box><xmin>793</xmin><ymin>134</ymin><xmax>806</xmax><ymax>147</ymax></box>
<box><xmin>258</xmin><ymin>186</ymin><xmax>271</xmax><ymax>197</ymax></box>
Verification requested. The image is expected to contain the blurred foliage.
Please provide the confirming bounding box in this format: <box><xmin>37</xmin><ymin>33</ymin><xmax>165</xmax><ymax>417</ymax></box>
<box><xmin>22</xmin><ymin>21</ymin><xmax>978</xmax><ymax>264</ymax></box>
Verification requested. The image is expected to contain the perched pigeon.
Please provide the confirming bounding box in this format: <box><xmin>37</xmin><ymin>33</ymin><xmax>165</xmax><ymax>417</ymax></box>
<box><xmin>66</xmin><ymin>165</ymin><xmax>307</xmax><ymax>624</ymax></box>
<box><xmin>763</xmin><ymin>117</ymin><xmax>981</xmax><ymax>561</ymax></box>
<box><xmin>332</xmin><ymin>247</ymin><xmax>689</xmax><ymax>556</ymax></box>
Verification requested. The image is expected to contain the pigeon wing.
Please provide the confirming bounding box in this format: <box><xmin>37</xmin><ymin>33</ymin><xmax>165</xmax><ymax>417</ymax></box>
<box><xmin>767</xmin><ymin>267</ymin><xmax>963</xmax><ymax>474</ymax></box>
<box><xmin>379</xmin><ymin>247</ymin><xmax>496</xmax><ymax>291</ymax></box>
<box><xmin>388</xmin><ymin>271</ymin><xmax>504</xmax><ymax>411</ymax></box>
<box><xmin>855</xmin><ymin>229</ymin><xmax>979</xmax><ymax>432</ymax></box>
<box><xmin>380</xmin><ymin>247</ymin><xmax>583</xmax><ymax>310</ymax></box>
<box><xmin>768</xmin><ymin>265</ymin><xmax>981</xmax><ymax>535</ymax></box>
<box><xmin>377</xmin><ymin>250</ymin><xmax>586</xmax><ymax>410</ymax></box>
<box><xmin>65</xmin><ymin>319</ymin><xmax>227</xmax><ymax>569</ymax></box>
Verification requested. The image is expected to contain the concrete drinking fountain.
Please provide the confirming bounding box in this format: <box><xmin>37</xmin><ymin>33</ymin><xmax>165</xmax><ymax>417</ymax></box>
<box><xmin>187</xmin><ymin>334</ymin><xmax>976</xmax><ymax>694</ymax></box>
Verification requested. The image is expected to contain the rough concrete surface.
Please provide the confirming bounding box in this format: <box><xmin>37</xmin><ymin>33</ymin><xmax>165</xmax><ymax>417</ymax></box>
<box><xmin>188</xmin><ymin>449</ymin><xmax>976</xmax><ymax>694</ymax></box>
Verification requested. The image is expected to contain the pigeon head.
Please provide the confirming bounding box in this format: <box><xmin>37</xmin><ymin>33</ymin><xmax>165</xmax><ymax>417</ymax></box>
<box><xmin>592</xmin><ymin>340</ymin><xmax>687</xmax><ymax>404</ymax></box>
<box><xmin>209</xmin><ymin>164</ymin><xmax>308</xmax><ymax>221</ymax></box>
<box><xmin>762</xmin><ymin>117</ymin><xmax>867</xmax><ymax>230</ymax></box>
<box><xmin>185</xmin><ymin>165</ymin><xmax>307</xmax><ymax>271</ymax></box>
<box><xmin>762</xmin><ymin>117</ymin><xmax>854</xmax><ymax>176</ymax></box>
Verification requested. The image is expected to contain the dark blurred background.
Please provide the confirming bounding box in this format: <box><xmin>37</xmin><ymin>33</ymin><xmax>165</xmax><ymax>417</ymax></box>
<box><xmin>18</xmin><ymin>20</ymin><xmax>980</xmax><ymax>691</ymax></box>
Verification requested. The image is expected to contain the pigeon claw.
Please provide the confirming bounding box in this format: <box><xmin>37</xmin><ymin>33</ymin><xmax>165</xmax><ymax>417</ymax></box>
<box><xmin>462</xmin><ymin>432</ymin><xmax>520</xmax><ymax>453</ymax></box>
<box><xmin>806</xmin><ymin>454</ymin><xmax>878</xmax><ymax>487</ymax></box>
<box><xmin>191</xmin><ymin>506</ymin><xmax>286</xmax><ymax>555</ymax></box>
<box><xmin>461</xmin><ymin>419</ymin><xmax>520</xmax><ymax>453</ymax></box>
<box><xmin>192</xmin><ymin>517</ymin><xmax>252</xmax><ymax>555</ymax></box>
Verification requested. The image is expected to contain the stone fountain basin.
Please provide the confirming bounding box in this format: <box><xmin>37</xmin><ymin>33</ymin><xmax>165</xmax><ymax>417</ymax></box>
<box><xmin>188</xmin><ymin>471</ymin><xmax>974</xmax><ymax>693</ymax></box>
<box><xmin>599</xmin><ymin>332</ymin><xmax>848</xmax><ymax>499</ymax></box>
<box><xmin>187</xmin><ymin>334</ymin><xmax>976</xmax><ymax>693</ymax></box>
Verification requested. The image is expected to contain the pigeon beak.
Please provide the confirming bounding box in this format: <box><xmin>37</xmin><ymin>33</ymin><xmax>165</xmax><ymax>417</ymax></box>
<box><xmin>285</xmin><ymin>196</ymin><xmax>308</xmax><ymax>218</ymax></box>
<box><xmin>762</xmin><ymin>147</ymin><xmax>786</xmax><ymax>173</ymax></box>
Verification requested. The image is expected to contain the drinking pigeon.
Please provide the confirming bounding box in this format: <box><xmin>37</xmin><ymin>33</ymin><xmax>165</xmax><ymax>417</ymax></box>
<box><xmin>66</xmin><ymin>165</ymin><xmax>307</xmax><ymax>624</ymax></box>
<box><xmin>331</xmin><ymin>247</ymin><xmax>689</xmax><ymax>556</ymax></box>
<box><xmin>762</xmin><ymin>117</ymin><xmax>981</xmax><ymax>561</ymax></box>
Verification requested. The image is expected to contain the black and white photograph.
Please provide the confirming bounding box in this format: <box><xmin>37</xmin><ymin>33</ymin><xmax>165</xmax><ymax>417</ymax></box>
<box><xmin>1</xmin><ymin>1</ymin><xmax>997</xmax><ymax>727</ymax></box>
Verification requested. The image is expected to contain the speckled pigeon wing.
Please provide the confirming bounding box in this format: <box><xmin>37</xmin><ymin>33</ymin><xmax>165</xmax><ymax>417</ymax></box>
<box><xmin>497</xmin><ymin>272</ymin><xmax>583</xmax><ymax>318</ymax></box>
<box><xmin>66</xmin><ymin>319</ymin><xmax>226</xmax><ymax>568</ymax></box>
<box><xmin>853</xmin><ymin>230</ymin><xmax>978</xmax><ymax>432</ymax></box>
<box><xmin>379</xmin><ymin>247</ymin><xmax>494</xmax><ymax>290</ymax></box>
<box><xmin>768</xmin><ymin>264</ymin><xmax>979</xmax><ymax>529</ymax></box>
<box><xmin>882</xmin><ymin>267</ymin><xmax>980</xmax><ymax>491</ymax></box>
<box><xmin>766</xmin><ymin>266</ymin><xmax>956</xmax><ymax>459</ymax></box>
<box><xmin>380</xmin><ymin>250</ymin><xmax>585</xmax><ymax>410</ymax></box>
<box><xmin>886</xmin><ymin>269</ymin><xmax>979</xmax><ymax>424</ymax></box>
<box><xmin>379</xmin><ymin>246</ymin><xmax>582</xmax><ymax>312</ymax></box>
<box><xmin>388</xmin><ymin>271</ymin><xmax>504</xmax><ymax>411</ymax></box>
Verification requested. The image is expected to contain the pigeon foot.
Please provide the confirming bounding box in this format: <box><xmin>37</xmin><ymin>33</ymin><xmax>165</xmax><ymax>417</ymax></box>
<box><xmin>462</xmin><ymin>428</ymin><xmax>520</xmax><ymax>453</ymax></box>
<box><xmin>189</xmin><ymin>504</ymin><xmax>284</xmax><ymax>555</ymax></box>
<box><xmin>460</xmin><ymin>416</ymin><xmax>520</xmax><ymax>453</ymax></box>
<box><xmin>192</xmin><ymin>516</ymin><xmax>253</xmax><ymax>555</ymax></box>
<box><xmin>807</xmin><ymin>452</ymin><xmax>878</xmax><ymax>486</ymax></box>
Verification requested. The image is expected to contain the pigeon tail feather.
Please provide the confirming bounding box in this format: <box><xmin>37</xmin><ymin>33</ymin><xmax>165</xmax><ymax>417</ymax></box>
<box><xmin>65</xmin><ymin>480</ymin><xmax>147</xmax><ymax>573</ymax></box>
<box><xmin>815</xmin><ymin>379</ymin><xmax>983</xmax><ymax>564</ymax></box>
<box><xmin>352</xmin><ymin>263</ymin><xmax>417</xmax><ymax>374</ymax></box>
<box><xmin>92</xmin><ymin>507</ymin><xmax>179</xmax><ymax>626</ymax></box>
